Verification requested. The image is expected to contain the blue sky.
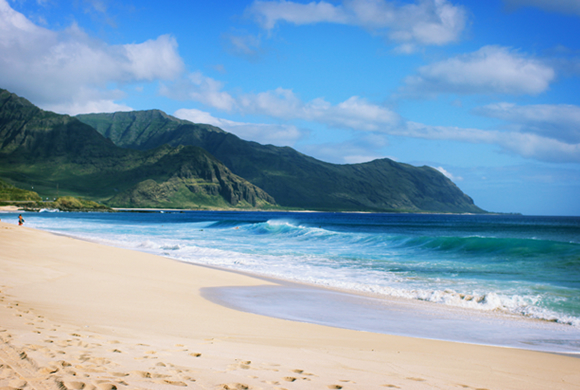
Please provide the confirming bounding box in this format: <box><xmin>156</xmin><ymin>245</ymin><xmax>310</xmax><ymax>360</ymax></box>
<box><xmin>1</xmin><ymin>0</ymin><xmax>579</xmax><ymax>215</ymax></box>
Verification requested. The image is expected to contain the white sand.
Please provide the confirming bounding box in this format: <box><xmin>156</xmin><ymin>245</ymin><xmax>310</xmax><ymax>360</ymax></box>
<box><xmin>0</xmin><ymin>221</ymin><xmax>579</xmax><ymax>390</ymax></box>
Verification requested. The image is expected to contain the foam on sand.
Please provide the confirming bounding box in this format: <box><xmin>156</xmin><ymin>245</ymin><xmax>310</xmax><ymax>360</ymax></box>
<box><xmin>1</xmin><ymin>222</ymin><xmax>579</xmax><ymax>389</ymax></box>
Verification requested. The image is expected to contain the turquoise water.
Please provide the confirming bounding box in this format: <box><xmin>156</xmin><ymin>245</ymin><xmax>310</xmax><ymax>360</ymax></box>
<box><xmin>6</xmin><ymin>210</ymin><xmax>580</xmax><ymax>351</ymax></box>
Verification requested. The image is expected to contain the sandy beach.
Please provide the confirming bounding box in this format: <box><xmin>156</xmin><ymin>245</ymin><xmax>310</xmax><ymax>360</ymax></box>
<box><xmin>0</xmin><ymin>221</ymin><xmax>579</xmax><ymax>390</ymax></box>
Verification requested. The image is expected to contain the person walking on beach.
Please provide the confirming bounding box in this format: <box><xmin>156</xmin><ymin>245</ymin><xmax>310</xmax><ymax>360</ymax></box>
<box><xmin>18</xmin><ymin>214</ymin><xmax>24</xmax><ymax>226</ymax></box>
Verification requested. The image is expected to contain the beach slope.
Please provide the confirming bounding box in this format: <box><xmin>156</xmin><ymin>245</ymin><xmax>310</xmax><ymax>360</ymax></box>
<box><xmin>0</xmin><ymin>222</ymin><xmax>578</xmax><ymax>389</ymax></box>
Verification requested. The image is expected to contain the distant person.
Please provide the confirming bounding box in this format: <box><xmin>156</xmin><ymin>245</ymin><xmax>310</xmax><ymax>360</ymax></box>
<box><xmin>18</xmin><ymin>214</ymin><xmax>24</xmax><ymax>226</ymax></box>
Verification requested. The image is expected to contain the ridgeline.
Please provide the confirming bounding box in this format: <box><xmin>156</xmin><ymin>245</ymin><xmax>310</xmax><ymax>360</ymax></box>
<box><xmin>1</xmin><ymin>88</ymin><xmax>484</xmax><ymax>213</ymax></box>
<box><xmin>78</xmin><ymin>110</ymin><xmax>484</xmax><ymax>213</ymax></box>
<box><xmin>0</xmin><ymin>89</ymin><xmax>275</xmax><ymax>210</ymax></box>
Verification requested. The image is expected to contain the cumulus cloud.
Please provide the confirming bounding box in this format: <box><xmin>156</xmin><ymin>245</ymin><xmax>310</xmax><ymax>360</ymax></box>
<box><xmin>162</xmin><ymin>72</ymin><xmax>402</xmax><ymax>132</ymax></box>
<box><xmin>0</xmin><ymin>0</ymin><xmax>184</xmax><ymax>114</ymax></box>
<box><xmin>246</xmin><ymin>0</ymin><xmax>468</xmax><ymax>51</ymax></box>
<box><xmin>402</xmin><ymin>45</ymin><xmax>555</xmax><ymax>96</ymax></box>
<box><xmin>174</xmin><ymin>108</ymin><xmax>305</xmax><ymax>146</ymax></box>
<box><xmin>504</xmin><ymin>0</ymin><xmax>580</xmax><ymax>16</ymax></box>
<box><xmin>475</xmin><ymin>102</ymin><xmax>580</xmax><ymax>143</ymax></box>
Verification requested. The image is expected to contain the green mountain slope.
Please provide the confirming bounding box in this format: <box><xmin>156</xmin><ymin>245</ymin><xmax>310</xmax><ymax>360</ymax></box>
<box><xmin>0</xmin><ymin>89</ymin><xmax>276</xmax><ymax>209</ymax></box>
<box><xmin>78</xmin><ymin>111</ymin><xmax>484</xmax><ymax>213</ymax></box>
<box><xmin>0</xmin><ymin>178</ymin><xmax>41</xmax><ymax>202</ymax></box>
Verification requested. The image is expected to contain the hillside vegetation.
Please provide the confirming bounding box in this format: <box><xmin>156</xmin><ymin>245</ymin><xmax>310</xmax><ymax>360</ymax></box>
<box><xmin>0</xmin><ymin>87</ymin><xmax>484</xmax><ymax>213</ymax></box>
<box><xmin>79</xmin><ymin>110</ymin><xmax>484</xmax><ymax>213</ymax></box>
<box><xmin>0</xmin><ymin>178</ymin><xmax>41</xmax><ymax>202</ymax></box>
<box><xmin>0</xmin><ymin>89</ymin><xmax>276</xmax><ymax>210</ymax></box>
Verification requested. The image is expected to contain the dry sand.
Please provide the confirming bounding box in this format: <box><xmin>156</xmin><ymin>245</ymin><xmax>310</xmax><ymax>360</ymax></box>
<box><xmin>0</xmin><ymin>221</ymin><xmax>578</xmax><ymax>390</ymax></box>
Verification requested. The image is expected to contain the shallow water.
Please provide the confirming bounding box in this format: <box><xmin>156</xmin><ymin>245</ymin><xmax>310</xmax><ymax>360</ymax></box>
<box><xmin>202</xmin><ymin>282</ymin><xmax>580</xmax><ymax>354</ymax></box>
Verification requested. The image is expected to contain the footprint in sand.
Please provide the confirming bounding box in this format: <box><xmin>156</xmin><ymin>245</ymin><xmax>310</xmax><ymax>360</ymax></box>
<box><xmin>37</xmin><ymin>366</ymin><xmax>59</xmax><ymax>375</ymax></box>
<box><xmin>130</xmin><ymin>370</ymin><xmax>152</xmax><ymax>378</ymax></box>
<box><xmin>64</xmin><ymin>381</ymin><xmax>87</xmax><ymax>390</ymax></box>
<box><xmin>228</xmin><ymin>360</ymin><xmax>251</xmax><ymax>370</ymax></box>
<box><xmin>95</xmin><ymin>382</ymin><xmax>117</xmax><ymax>390</ymax></box>
<box><xmin>221</xmin><ymin>383</ymin><xmax>249</xmax><ymax>390</ymax></box>
<box><xmin>156</xmin><ymin>379</ymin><xmax>188</xmax><ymax>387</ymax></box>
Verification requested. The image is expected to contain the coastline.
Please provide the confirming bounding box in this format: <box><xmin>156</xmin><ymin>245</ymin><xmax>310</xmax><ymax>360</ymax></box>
<box><xmin>1</xmin><ymin>222</ymin><xmax>579</xmax><ymax>389</ymax></box>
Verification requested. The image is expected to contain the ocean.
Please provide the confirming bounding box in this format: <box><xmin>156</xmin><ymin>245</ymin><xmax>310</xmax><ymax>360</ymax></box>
<box><xmin>5</xmin><ymin>210</ymin><xmax>580</xmax><ymax>353</ymax></box>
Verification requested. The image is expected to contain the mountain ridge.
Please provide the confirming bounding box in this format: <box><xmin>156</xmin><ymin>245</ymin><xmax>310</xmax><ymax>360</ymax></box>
<box><xmin>78</xmin><ymin>110</ymin><xmax>484</xmax><ymax>213</ymax></box>
<box><xmin>0</xmin><ymin>89</ymin><xmax>276</xmax><ymax>210</ymax></box>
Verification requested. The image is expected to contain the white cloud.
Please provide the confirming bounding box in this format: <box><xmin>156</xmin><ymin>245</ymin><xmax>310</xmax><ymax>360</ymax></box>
<box><xmin>124</xmin><ymin>35</ymin><xmax>184</xmax><ymax>80</ymax></box>
<box><xmin>179</xmin><ymin>72</ymin><xmax>237</xmax><ymax>111</ymax></box>
<box><xmin>402</xmin><ymin>122</ymin><xmax>580</xmax><ymax>163</ymax></box>
<box><xmin>163</xmin><ymin>72</ymin><xmax>402</xmax><ymax>132</ymax></box>
<box><xmin>174</xmin><ymin>101</ymin><xmax>397</xmax><ymax>164</ymax></box>
<box><xmin>475</xmin><ymin>103</ymin><xmax>580</xmax><ymax>143</ymax></box>
<box><xmin>174</xmin><ymin>108</ymin><xmax>305</xmax><ymax>146</ymax></box>
<box><xmin>247</xmin><ymin>0</ymin><xmax>467</xmax><ymax>50</ymax></box>
<box><xmin>42</xmin><ymin>87</ymin><xmax>133</xmax><ymax>115</ymax></box>
<box><xmin>0</xmin><ymin>0</ymin><xmax>184</xmax><ymax>114</ymax></box>
<box><xmin>434</xmin><ymin>166</ymin><xmax>463</xmax><ymax>181</ymax></box>
<box><xmin>246</xmin><ymin>91</ymin><xmax>403</xmax><ymax>131</ymax></box>
<box><xmin>497</xmin><ymin>131</ymin><xmax>580</xmax><ymax>163</ymax></box>
<box><xmin>238</xmin><ymin>87</ymin><xmax>303</xmax><ymax>118</ymax></box>
<box><xmin>163</xmin><ymin>69</ymin><xmax>579</xmax><ymax>163</ymax></box>
<box><xmin>504</xmin><ymin>0</ymin><xmax>580</xmax><ymax>16</ymax></box>
<box><xmin>248</xmin><ymin>0</ymin><xmax>348</xmax><ymax>29</ymax></box>
<box><xmin>403</xmin><ymin>45</ymin><xmax>555</xmax><ymax>96</ymax></box>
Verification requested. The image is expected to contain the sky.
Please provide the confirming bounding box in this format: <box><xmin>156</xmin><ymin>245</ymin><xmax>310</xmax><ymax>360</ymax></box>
<box><xmin>1</xmin><ymin>0</ymin><xmax>579</xmax><ymax>216</ymax></box>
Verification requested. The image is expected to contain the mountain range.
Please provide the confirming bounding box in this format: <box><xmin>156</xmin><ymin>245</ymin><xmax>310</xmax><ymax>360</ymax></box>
<box><xmin>0</xmin><ymin>89</ymin><xmax>275</xmax><ymax>209</ymax></box>
<box><xmin>1</xmin><ymin>88</ymin><xmax>484</xmax><ymax>213</ymax></box>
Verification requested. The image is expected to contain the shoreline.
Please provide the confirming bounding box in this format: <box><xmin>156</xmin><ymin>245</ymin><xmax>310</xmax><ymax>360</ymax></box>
<box><xmin>25</xmin><ymin>219</ymin><xmax>580</xmax><ymax>349</ymax></box>
<box><xmin>1</xmin><ymin>222</ymin><xmax>579</xmax><ymax>389</ymax></box>
<box><xmin>40</xmin><ymin>217</ymin><xmax>580</xmax><ymax>348</ymax></box>
<box><xmin>4</xmin><ymin>214</ymin><xmax>580</xmax><ymax>350</ymax></box>
<box><xmin>13</xmin><ymin>220</ymin><xmax>580</xmax><ymax>354</ymax></box>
